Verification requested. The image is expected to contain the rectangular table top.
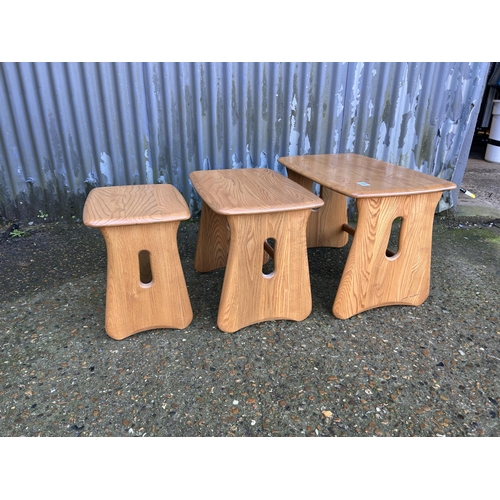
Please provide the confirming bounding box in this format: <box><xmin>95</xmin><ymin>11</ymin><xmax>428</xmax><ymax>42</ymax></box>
<box><xmin>190</xmin><ymin>168</ymin><xmax>323</xmax><ymax>215</ymax></box>
<box><xmin>278</xmin><ymin>154</ymin><xmax>457</xmax><ymax>198</ymax></box>
<box><xmin>83</xmin><ymin>184</ymin><xmax>190</xmax><ymax>227</ymax></box>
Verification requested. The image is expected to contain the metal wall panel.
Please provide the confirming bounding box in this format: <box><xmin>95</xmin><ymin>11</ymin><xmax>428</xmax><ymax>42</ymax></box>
<box><xmin>0</xmin><ymin>62</ymin><xmax>489</xmax><ymax>221</ymax></box>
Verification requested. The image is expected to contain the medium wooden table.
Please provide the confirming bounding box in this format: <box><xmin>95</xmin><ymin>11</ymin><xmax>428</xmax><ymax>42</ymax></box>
<box><xmin>278</xmin><ymin>154</ymin><xmax>457</xmax><ymax>319</ymax></box>
<box><xmin>190</xmin><ymin>168</ymin><xmax>324</xmax><ymax>332</ymax></box>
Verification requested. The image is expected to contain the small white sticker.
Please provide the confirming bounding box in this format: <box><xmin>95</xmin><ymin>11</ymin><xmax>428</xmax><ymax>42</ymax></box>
<box><xmin>357</xmin><ymin>181</ymin><xmax>370</xmax><ymax>187</ymax></box>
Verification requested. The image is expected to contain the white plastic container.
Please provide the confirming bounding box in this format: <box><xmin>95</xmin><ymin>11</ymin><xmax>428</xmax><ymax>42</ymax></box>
<box><xmin>485</xmin><ymin>100</ymin><xmax>500</xmax><ymax>163</ymax></box>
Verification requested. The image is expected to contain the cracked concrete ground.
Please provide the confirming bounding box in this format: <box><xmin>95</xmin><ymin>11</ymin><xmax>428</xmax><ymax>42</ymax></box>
<box><xmin>1</xmin><ymin>147</ymin><xmax>499</xmax><ymax>440</ymax></box>
<box><xmin>1</xmin><ymin>148</ymin><xmax>499</xmax><ymax>496</ymax></box>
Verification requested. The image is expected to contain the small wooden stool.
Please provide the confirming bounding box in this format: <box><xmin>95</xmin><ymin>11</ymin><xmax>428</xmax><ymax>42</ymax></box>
<box><xmin>190</xmin><ymin>168</ymin><xmax>324</xmax><ymax>333</ymax></box>
<box><xmin>83</xmin><ymin>184</ymin><xmax>193</xmax><ymax>340</ymax></box>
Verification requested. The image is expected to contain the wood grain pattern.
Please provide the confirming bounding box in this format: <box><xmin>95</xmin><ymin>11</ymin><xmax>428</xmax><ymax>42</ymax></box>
<box><xmin>279</xmin><ymin>154</ymin><xmax>457</xmax><ymax>319</ymax></box>
<box><xmin>193</xmin><ymin>202</ymin><xmax>271</xmax><ymax>273</ymax></box>
<box><xmin>217</xmin><ymin>210</ymin><xmax>313</xmax><ymax>332</ymax></box>
<box><xmin>190</xmin><ymin>168</ymin><xmax>323</xmax><ymax>332</ymax></box>
<box><xmin>83</xmin><ymin>184</ymin><xmax>191</xmax><ymax>227</ymax></box>
<box><xmin>100</xmin><ymin>222</ymin><xmax>193</xmax><ymax>338</ymax></box>
<box><xmin>279</xmin><ymin>154</ymin><xmax>457</xmax><ymax>198</ymax></box>
<box><xmin>193</xmin><ymin>202</ymin><xmax>231</xmax><ymax>273</ymax></box>
<box><xmin>333</xmin><ymin>192</ymin><xmax>442</xmax><ymax>318</ymax></box>
<box><xmin>190</xmin><ymin>168</ymin><xmax>323</xmax><ymax>215</ymax></box>
<box><xmin>83</xmin><ymin>185</ymin><xmax>192</xmax><ymax>339</ymax></box>
<box><xmin>286</xmin><ymin>169</ymin><xmax>349</xmax><ymax>248</ymax></box>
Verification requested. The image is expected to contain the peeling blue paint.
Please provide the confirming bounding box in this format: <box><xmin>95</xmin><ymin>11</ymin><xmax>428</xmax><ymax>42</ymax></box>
<box><xmin>0</xmin><ymin>62</ymin><xmax>490</xmax><ymax>220</ymax></box>
<box><xmin>99</xmin><ymin>152</ymin><xmax>113</xmax><ymax>186</ymax></box>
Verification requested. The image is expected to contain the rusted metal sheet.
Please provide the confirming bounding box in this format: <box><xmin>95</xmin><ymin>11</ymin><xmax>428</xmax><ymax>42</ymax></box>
<box><xmin>0</xmin><ymin>62</ymin><xmax>489</xmax><ymax>221</ymax></box>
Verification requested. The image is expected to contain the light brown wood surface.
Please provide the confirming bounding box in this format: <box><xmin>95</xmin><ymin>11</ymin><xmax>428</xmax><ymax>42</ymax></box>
<box><xmin>278</xmin><ymin>154</ymin><xmax>457</xmax><ymax>319</ymax></box>
<box><xmin>83</xmin><ymin>184</ymin><xmax>192</xmax><ymax>339</ymax></box>
<box><xmin>217</xmin><ymin>209</ymin><xmax>313</xmax><ymax>332</ymax></box>
<box><xmin>190</xmin><ymin>168</ymin><xmax>323</xmax><ymax>214</ymax></box>
<box><xmin>192</xmin><ymin>202</ymin><xmax>232</xmax><ymax>273</ymax></box>
<box><xmin>83</xmin><ymin>184</ymin><xmax>191</xmax><ymax>226</ymax></box>
<box><xmin>286</xmin><ymin>169</ymin><xmax>349</xmax><ymax>248</ymax></box>
<box><xmin>190</xmin><ymin>168</ymin><xmax>324</xmax><ymax>332</ymax></box>
<box><xmin>333</xmin><ymin>191</ymin><xmax>442</xmax><ymax>318</ymax></box>
<box><xmin>279</xmin><ymin>154</ymin><xmax>457</xmax><ymax>197</ymax></box>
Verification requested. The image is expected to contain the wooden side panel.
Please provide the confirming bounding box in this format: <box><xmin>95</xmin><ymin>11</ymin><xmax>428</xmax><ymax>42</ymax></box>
<box><xmin>286</xmin><ymin>169</ymin><xmax>348</xmax><ymax>248</ymax></box>
<box><xmin>101</xmin><ymin>222</ymin><xmax>193</xmax><ymax>339</ymax></box>
<box><xmin>217</xmin><ymin>210</ymin><xmax>313</xmax><ymax>332</ymax></box>
<box><xmin>193</xmin><ymin>202</ymin><xmax>231</xmax><ymax>273</ymax></box>
<box><xmin>307</xmin><ymin>186</ymin><xmax>349</xmax><ymax>248</ymax></box>
<box><xmin>333</xmin><ymin>191</ymin><xmax>442</xmax><ymax>319</ymax></box>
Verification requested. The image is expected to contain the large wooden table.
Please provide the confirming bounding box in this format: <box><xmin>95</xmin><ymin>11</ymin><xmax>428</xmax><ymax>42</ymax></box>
<box><xmin>278</xmin><ymin>154</ymin><xmax>457</xmax><ymax>319</ymax></box>
<box><xmin>190</xmin><ymin>168</ymin><xmax>324</xmax><ymax>332</ymax></box>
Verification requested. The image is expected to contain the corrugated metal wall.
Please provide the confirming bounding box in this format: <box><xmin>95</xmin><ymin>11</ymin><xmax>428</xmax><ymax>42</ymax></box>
<box><xmin>0</xmin><ymin>62</ymin><xmax>489</xmax><ymax>221</ymax></box>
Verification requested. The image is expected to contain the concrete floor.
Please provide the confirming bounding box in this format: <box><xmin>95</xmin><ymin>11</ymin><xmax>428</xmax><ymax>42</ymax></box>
<box><xmin>0</xmin><ymin>139</ymin><xmax>499</xmax><ymax>442</ymax></box>
<box><xmin>455</xmin><ymin>142</ymin><xmax>500</xmax><ymax>218</ymax></box>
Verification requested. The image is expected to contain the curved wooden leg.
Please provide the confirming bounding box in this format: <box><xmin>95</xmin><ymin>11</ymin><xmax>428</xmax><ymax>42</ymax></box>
<box><xmin>286</xmin><ymin>170</ymin><xmax>348</xmax><ymax>248</ymax></box>
<box><xmin>333</xmin><ymin>192</ymin><xmax>442</xmax><ymax>319</ymax></box>
<box><xmin>194</xmin><ymin>202</ymin><xmax>231</xmax><ymax>273</ymax></box>
<box><xmin>101</xmin><ymin>222</ymin><xmax>193</xmax><ymax>339</ymax></box>
<box><xmin>217</xmin><ymin>210</ymin><xmax>313</xmax><ymax>332</ymax></box>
